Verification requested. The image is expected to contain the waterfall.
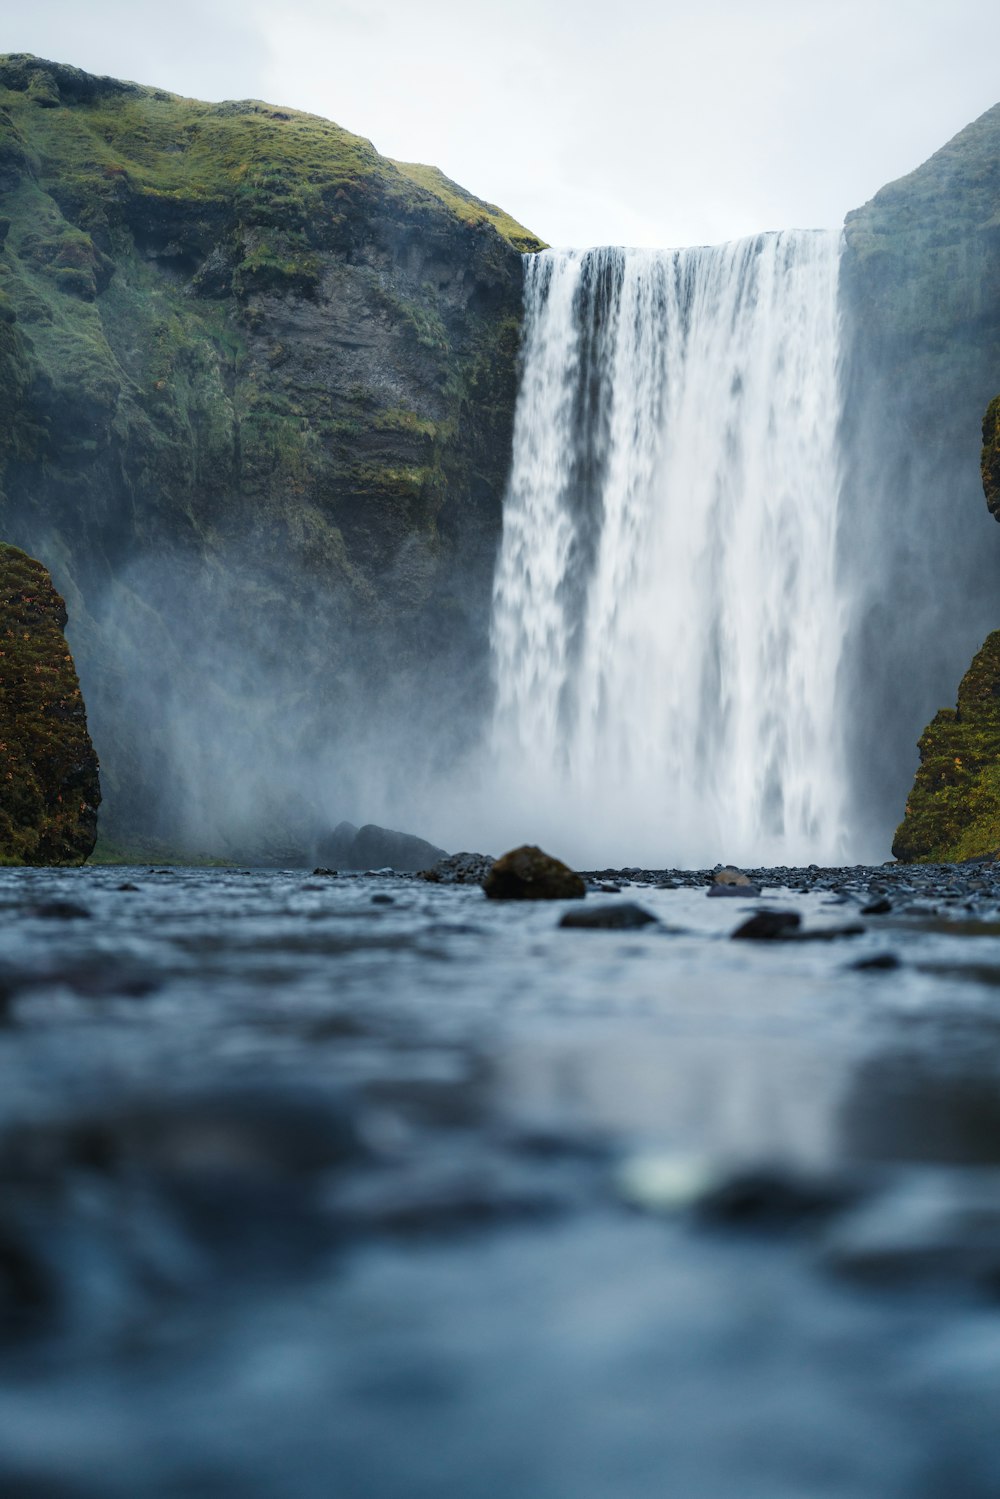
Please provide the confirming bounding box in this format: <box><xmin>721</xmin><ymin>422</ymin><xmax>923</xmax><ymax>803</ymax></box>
<box><xmin>489</xmin><ymin>231</ymin><xmax>847</xmax><ymax>868</ymax></box>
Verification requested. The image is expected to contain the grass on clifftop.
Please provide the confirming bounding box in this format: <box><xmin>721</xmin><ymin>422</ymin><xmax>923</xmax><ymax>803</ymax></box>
<box><xmin>0</xmin><ymin>54</ymin><xmax>545</xmax><ymax>256</ymax></box>
<box><xmin>390</xmin><ymin>162</ymin><xmax>547</xmax><ymax>253</ymax></box>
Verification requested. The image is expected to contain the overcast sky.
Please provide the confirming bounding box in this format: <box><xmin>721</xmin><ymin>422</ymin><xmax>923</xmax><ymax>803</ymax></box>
<box><xmin>6</xmin><ymin>0</ymin><xmax>1000</xmax><ymax>247</ymax></box>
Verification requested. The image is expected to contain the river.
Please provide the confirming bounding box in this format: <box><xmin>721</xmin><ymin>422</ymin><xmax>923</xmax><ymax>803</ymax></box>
<box><xmin>2</xmin><ymin>862</ymin><xmax>1000</xmax><ymax>1495</ymax></box>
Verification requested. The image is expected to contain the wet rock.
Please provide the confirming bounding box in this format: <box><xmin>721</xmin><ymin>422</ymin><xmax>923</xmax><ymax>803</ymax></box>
<box><xmin>695</xmin><ymin>1166</ymin><xmax>862</xmax><ymax>1228</ymax></box>
<box><xmin>861</xmin><ymin>897</ymin><xmax>893</xmax><ymax>915</ymax></box>
<box><xmin>418</xmin><ymin>851</ymin><xmax>495</xmax><ymax>885</ymax></box>
<box><xmin>731</xmin><ymin>910</ymin><xmax>801</xmax><ymax>940</ymax></box>
<box><xmin>0</xmin><ymin>1227</ymin><xmax>52</xmax><ymax>1332</ymax></box>
<box><xmin>482</xmin><ymin>845</ymin><xmax>586</xmax><ymax>901</ymax></box>
<box><xmin>371</xmin><ymin>893</ymin><xmax>394</xmax><ymax>905</ymax></box>
<box><xmin>559</xmin><ymin>902</ymin><xmax>658</xmax><ymax>930</ymax></box>
<box><xmin>311</xmin><ymin>867</ymin><xmax>338</xmax><ymax>877</ymax></box>
<box><xmin>707</xmin><ymin>882</ymin><xmax>761</xmax><ymax>897</ymax></box>
<box><xmin>853</xmin><ymin>952</ymin><xmax>902</xmax><ymax>971</ymax></box>
<box><xmin>0</xmin><ymin>544</ymin><xmax>101</xmax><ymax>866</ymax></box>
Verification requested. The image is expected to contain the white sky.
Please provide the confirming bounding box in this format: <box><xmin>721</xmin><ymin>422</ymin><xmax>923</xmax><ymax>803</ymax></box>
<box><xmin>5</xmin><ymin>0</ymin><xmax>1000</xmax><ymax>247</ymax></box>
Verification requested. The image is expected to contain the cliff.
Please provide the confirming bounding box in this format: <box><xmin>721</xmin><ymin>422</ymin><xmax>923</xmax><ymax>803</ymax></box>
<box><xmin>0</xmin><ymin>541</ymin><xmax>100</xmax><ymax>864</ymax></box>
<box><xmin>839</xmin><ymin>104</ymin><xmax>1000</xmax><ymax>853</ymax></box>
<box><xmin>892</xmin><ymin>398</ymin><xmax>1000</xmax><ymax>862</ymax></box>
<box><xmin>0</xmin><ymin>55</ymin><xmax>543</xmax><ymax>855</ymax></box>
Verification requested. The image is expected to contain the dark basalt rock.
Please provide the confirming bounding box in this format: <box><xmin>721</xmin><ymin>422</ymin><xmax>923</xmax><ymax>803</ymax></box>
<box><xmin>853</xmin><ymin>953</ymin><xmax>902</xmax><ymax>971</ymax></box>
<box><xmin>707</xmin><ymin>882</ymin><xmax>761</xmax><ymax>898</ymax></box>
<box><xmin>695</xmin><ymin>1166</ymin><xmax>862</xmax><ymax>1229</ymax></box>
<box><xmin>482</xmin><ymin>845</ymin><xmax>586</xmax><ymax>901</ymax></box>
<box><xmin>418</xmin><ymin>851</ymin><xmax>495</xmax><ymax>885</ymax></box>
<box><xmin>731</xmin><ymin>910</ymin><xmax>801</xmax><ymax>941</ymax></box>
<box><xmin>0</xmin><ymin>543</ymin><xmax>100</xmax><ymax>866</ymax></box>
<box><xmin>559</xmin><ymin>901</ymin><xmax>657</xmax><ymax>930</ymax></box>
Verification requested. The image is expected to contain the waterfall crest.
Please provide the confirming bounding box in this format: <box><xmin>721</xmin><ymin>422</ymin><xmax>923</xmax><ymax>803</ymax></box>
<box><xmin>489</xmin><ymin>231</ymin><xmax>846</xmax><ymax>867</ymax></box>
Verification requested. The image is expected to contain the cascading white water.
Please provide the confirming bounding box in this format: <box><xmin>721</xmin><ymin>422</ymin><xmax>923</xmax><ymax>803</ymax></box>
<box><xmin>490</xmin><ymin>231</ymin><xmax>847</xmax><ymax>868</ymax></box>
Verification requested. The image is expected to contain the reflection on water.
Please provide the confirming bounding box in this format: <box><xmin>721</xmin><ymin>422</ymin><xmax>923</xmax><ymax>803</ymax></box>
<box><xmin>1</xmin><ymin>866</ymin><xmax>1000</xmax><ymax>1496</ymax></box>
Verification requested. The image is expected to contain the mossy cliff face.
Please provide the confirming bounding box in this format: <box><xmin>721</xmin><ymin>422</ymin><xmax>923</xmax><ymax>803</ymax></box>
<box><xmin>0</xmin><ymin>541</ymin><xmax>100</xmax><ymax>864</ymax></box>
<box><xmin>983</xmin><ymin>395</ymin><xmax>1000</xmax><ymax>520</ymax></box>
<box><xmin>839</xmin><ymin>105</ymin><xmax>1000</xmax><ymax>851</ymax></box>
<box><xmin>892</xmin><ymin>629</ymin><xmax>1000</xmax><ymax>863</ymax></box>
<box><xmin>893</xmin><ymin>398</ymin><xmax>1000</xmax><ymax>862</ymax></box>
<box><xmin>0</xmin><ymin>55</ymin><xmax>544</xmax><ymax>853</ymax></box>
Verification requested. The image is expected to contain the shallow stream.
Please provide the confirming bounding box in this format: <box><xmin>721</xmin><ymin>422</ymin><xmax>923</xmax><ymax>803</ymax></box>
<box><xmin>2</xmin><ymin>863</ymin><xmax>1000</xmax><ymax>1496</ymax></box>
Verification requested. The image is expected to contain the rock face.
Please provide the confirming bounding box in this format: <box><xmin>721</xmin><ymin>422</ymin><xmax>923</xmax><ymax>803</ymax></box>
<box><xmin>0</xmin><ymin>542</ymin><xmax>100</xmax><ymax>863</ymax></box>
<box><xmin>482</xmin><ymin>845</ymin><xmax>586</xmax><ymax>901</ymax></box>
<box><xmin>839</xmin><ymin>105</ymin><xmax>1000</xmax><ymax>849</ymax></box>
<box><xmin>0</xmin><ymin>55</ymin><xmax>544</xmax><ymax>856</ymax></box>
<box><xmin>316</xmin><ymin>820</ymin><xmax>447</xmax><ymax>871</ymax></box>
<box><xmin>892</xmin><ymin>630</ymin><xmax>1000</xmax><ymax>863</ymax></box>
<box><xmin>893</xmin><ymin>398</ymin><xmax>1000</xmax><ymax>863</ymax></box>
<box><xmin>983</xmin><ymin>396</ymin><xmax>1000</xmax><ymax>521</ymax></box>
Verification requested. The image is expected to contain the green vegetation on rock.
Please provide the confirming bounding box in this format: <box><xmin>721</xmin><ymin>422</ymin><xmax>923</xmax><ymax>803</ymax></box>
<box><xmin>0</xmin><ymin>541</ymin><xmax>100</xmax><ymax>864</ymax></box>
<box><xmin>0</xmin><ymin>54</ymin><xmax>543</xmax><ymax>853</ymax></box>
<box><xmin>390</xmin><ymin>162</ymin><xmax>547</xmax><ymax>254</ymax></box>
<box><xmin>892</xmin><ymin>631</ymin><xmax>1000</xmax><ymax>862</ymax></box>
<box><xmin>893</xmin><ymin>395</ymin><xmax>1000</xmax><ymax>862</ymax></box>
<box><xmin>983</xmin><ymin>395</ymin><xmax>1000</xmax><ymax>520</ymax></box>
<box><xmin>839</xmin><ymin>103</ymin><xmax>1000</xmax><ymax>845</ymax></box>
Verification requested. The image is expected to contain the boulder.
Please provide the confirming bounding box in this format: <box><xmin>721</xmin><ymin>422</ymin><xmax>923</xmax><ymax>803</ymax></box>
<box><xmin>0</xmin><ymin>543</ymin><xmax>100</xmax><ymax>864</ymax></box>
<box><xmin>482</xmin><ymin>845</ymin><xmax>586</xmax><ymax>901</ymax></box>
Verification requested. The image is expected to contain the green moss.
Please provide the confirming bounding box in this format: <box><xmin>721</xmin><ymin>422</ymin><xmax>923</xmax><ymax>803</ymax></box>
<box><xmin>389</xmin><ymin>161</ymin><xmax>547</xmax><ymax>253</ymax></box>
<box><xmin>0</xmin><ymin>541</ymin><xmax>100</xmax><ymax>864</ymax></box>
<box><xmin>0</xmin><ymin>54</ymin><xmax>534</xmax><ymax>851</ymax></box>
<box><xmin>893</xmin><ymin>630</ymin><xmax>1000</xmax><ymax>861</ymax></box>
<box><xmin>89</xmin><ymin>832</ymin><xmax>233</xmax><ymax>866</ymax></box>
<box><xmin>983</xmin><ymin>395</ymin><xmax>1000</xmax><ymax>521</ymax></box>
